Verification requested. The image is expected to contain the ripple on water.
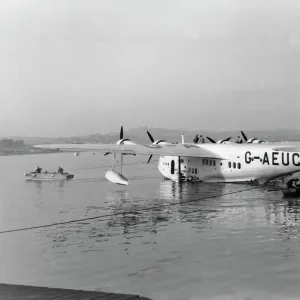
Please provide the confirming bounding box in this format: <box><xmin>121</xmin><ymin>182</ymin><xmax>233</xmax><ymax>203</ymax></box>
<box><xmin>1</xmin><ymin>155</ymin><xmax>300</xmax><ymax>299</ymax></box>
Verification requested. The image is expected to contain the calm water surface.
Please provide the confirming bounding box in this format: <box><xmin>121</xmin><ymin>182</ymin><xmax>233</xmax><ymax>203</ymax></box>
<box><xmin>1</xmin><ymin>153</ymin><xmax>300</xmax><ymax>300</ymax></box>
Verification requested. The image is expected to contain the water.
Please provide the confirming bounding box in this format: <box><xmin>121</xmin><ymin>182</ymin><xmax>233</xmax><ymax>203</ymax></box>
<box><xmin>1</xmin><ymin>153</ymin><xmax>300</xmax><ymax>300</ymax></box>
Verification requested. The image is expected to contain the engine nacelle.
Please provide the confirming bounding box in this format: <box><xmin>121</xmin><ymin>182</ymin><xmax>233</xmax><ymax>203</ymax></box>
<box><xmin>152</xmin><ymin>140</ymin><xmax>171</xmax><ymax>145</ymax></box>
<box><xmin>241</xmin><ymin>131</ymin><xmax>267</xmax><ymax>144</ymax></box>
<box><xmin>217</xmin><ymin>140</ymin><xmax>234</xmax><ymax>144</ymax></box>
<box><xmin>116</xmin><ymin>139</ymin><xmax>136</xmax><ymax>145</ymax></box>
<box><xmin>247</xmin><ymin>138</ymin><xmax>266</xmax><ymax>144</ymax></box>
<box><xmin>104</xmin><ymin>128</ymin><xmax>137</xmax><ymax>156</ymax></box>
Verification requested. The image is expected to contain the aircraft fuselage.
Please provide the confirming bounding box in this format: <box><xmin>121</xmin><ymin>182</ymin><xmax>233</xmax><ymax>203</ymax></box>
<box><xmin>158</xmin><ymin>143</ymin><xmax>300</xmax><ymax>184</ymax></box>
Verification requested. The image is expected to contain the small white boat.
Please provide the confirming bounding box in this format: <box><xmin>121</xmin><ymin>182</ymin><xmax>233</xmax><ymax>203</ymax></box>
<box><xmin>24</xmin><ymin>171</ymin><xmax>74</xmax><ymax>181</ymax></box>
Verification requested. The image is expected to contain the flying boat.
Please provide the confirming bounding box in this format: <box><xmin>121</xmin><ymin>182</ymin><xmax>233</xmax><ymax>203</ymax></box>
<box><xmin>34</xmin><ymin>126</ymin><xmax>300</xmax><ymax>186</ymax></box>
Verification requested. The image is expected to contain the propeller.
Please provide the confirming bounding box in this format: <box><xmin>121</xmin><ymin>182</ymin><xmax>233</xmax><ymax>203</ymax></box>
<box><xmin>146</xmin><ymin>130</ymin><xmax>169</xmax><ymax>163</ymax></box>
<box><xmin>206</xmin><ymin>136</ymin><xmax>231</xmax><ymax>144</ymax></box>
<box><xmin>241</xmin><ymin>131</ymin><xmax>248</xmax><ymax>142</ymax></box>
<box><xmin>120</xmin><ymin>126</ymin><xmax>123</xmax><ymax>140</ymax></box>
<box><xmin>206</xmin><ymin>136</ymin><xmax>216</xmax><ymax>143</ymax></box>
<box><xmin>147</xmin><ymin>155</ymin><xmax>153</xmax><ymax>164</ymax></box>
<box><xmin>104</xmin><ymin>125</ymin><xmax>125</xmax><ymax>156</ymax></box>
<box><xmin>146</xmin><ymin>131</ymin><xmax>154</xmax><ymax>163</ymax></box>
<box><xmin>147</xmin><ymin>131</ymin><xmax>154</xmax><ymax>143</ymax></box>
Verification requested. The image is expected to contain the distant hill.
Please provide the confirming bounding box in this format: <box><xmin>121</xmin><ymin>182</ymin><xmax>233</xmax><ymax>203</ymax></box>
<box><xmin>4</xmin><ymin>127</ymin><xmax>300</xmax><ymax>145</ymax></box>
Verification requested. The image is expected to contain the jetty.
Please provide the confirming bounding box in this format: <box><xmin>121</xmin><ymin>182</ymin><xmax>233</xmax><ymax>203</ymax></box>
<box><xmin>0</xmin><ymin>283</ymin><xmax>152</xmax><ymax>300</ymax></box>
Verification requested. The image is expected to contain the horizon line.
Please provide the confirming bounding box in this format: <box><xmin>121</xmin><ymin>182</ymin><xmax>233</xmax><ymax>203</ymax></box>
<box><xmin>0</xmin><ymin>127</ymin><xmax>299</xmax><ymax>139</ymax></box>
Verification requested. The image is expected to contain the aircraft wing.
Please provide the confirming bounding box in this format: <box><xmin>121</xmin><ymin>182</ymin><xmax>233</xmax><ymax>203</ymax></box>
<box><xmin>34</xmin><ymin>143</ymin><xmax>227</xmax><ymax>159</ymax></box>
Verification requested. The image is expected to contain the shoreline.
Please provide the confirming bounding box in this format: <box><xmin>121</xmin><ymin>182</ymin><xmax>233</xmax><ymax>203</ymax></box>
<box><xmin>0</xmin><ymin>150</ymin><xmax>60</xmax><ymax>156</ymax></box>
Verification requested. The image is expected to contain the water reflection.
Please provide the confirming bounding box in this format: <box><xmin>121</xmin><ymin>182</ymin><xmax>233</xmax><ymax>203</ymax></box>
<box><xmin>42</xmin><ymin>180</ymin><xmax>231</xmax><ymax>253</ymax></box>
<box><xmin>264</xmin><ymin>197</ymin><xmax>300</xmax><ymax>227</ymax></box>
<box><xmin>39</xmin><ymin>178</ymin><xmax>300</xmax><ymax>260</ymax></box>
<box><xmin>103</xmin><ymin>181</ymin><xmax>228</xmax><ymax>237</ymax></box>
<box><xmin>281</xmin><ymin>199</ymin><xmax>300</xmax><ymax>237</ymax></box>
<box><xmin>32</xmin><ymin>179</ymin><xmax>66</xmax><ymax>201</ymax></box>
<box><xmin>263</xmin><ymin>195</ymin><xmax>300</xmax><ymax>254</ymax></box>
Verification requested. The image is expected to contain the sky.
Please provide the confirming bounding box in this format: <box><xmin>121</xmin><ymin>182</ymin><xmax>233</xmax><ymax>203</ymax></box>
<box><xmin>1</xmin><ymin>0</ymin><xmax>300</xmax><ymax>136</ymax></box>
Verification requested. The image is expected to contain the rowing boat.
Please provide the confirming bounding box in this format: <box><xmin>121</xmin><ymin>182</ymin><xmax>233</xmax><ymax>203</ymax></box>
<box><xmin>282</xmin><ymin>187</ymin><xmax>300</xmax><ymax>197</ymax></box>
<box><xmin>24</xmin><ymin>171</ymin><xmax>74</xmax><ymax>181</ymax></box>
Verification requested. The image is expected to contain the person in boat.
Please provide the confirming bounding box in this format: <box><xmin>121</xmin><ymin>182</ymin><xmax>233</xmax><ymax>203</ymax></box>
<box><xmin>193</xmin><ymin>134</ymin><xmax>199</xmax><ymax>143</ymax></box>
<box><xmin>286</xmin><ymin>177</ymin><xmax>299</xmax><ymax>188</ymax></box>
<box><xmin>35</xmin><ymin>166</ymin><xmax>42</xmax><ymax>173</ymax></box>
<box><xmin>58</xmin><ymin>166</ymin><xmax>64</xmax><ymax>174</ymax></box>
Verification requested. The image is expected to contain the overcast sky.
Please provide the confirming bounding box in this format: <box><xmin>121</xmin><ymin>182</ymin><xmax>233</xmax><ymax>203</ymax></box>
<box><xmin>1</xmin><ymin>0</ymin><xmax>300</xmax><ymax>136</ymax></box>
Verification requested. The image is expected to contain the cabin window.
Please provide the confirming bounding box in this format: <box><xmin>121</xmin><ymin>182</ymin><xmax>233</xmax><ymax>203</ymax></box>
<box><xmin>233</xmin><ymin>162</ymin><xmax>236</xmax><ymax>168</ymax></box>
<box><xmin>206</xmin><ymin>159</ymin><xmax>208</xmax><ymax>165</ymax></box>
<box><xmin>228</xmin><ymin>162</ymin><xmax>231</xmax><ymax>168</ymax></box>
<box><xmin>220</xmin><ymin>162</ymin><xmax>223</xmax><ymax>166</ymax></box>
<box><xmin>202</xmin><ymin>159</ymin><xmax>205</xmax><ymax>165</ymax></box>
<box><xmin>195</xmin><ymin>168</ymin><xmax>197</xmax><ymax>174</ymax></box>
<box><xmin>209</xmin><ymin>160</ymin><xmax>212</xmax><ymax>166</ymax></box>
<box><xmin>213</xmin><ymin>160</ymin><xmax>216</xmax><ymax>166</ymax></box>
<box><xmin>238</xmin><ymin>163</ymin><xmax>241</xmax><ymax>169</ymax></box>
